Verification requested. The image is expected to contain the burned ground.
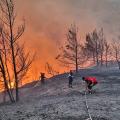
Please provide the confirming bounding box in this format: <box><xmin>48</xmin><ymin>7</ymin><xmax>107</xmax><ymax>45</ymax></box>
<box><xmin>0</xmin><ymin>67</ymin><xmax>120</xmax><ymax>120</ymax></box>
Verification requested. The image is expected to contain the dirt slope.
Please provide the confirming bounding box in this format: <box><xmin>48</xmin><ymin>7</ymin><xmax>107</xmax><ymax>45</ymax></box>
<box><xmin>0</xmin><ymin>68</ymin><xmax>120</xmax><ymax>120</ymax></box>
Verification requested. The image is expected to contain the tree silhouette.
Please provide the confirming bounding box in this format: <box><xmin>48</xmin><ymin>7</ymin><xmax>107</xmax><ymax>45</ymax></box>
<box><xmin>56</xmin><ymin>24</ymin><xmax>87</xmax><ymax>72</ymax></box>
<box><xmin>0</xmin><ymin>0</ymin><xmax>35</xmax><ymax>102</ymax></box>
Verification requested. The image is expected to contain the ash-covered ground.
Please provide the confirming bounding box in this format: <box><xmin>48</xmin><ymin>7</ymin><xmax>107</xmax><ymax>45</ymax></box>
<box><xmin>0</xmin><ymin>67</ymin><xmax>120</xmax><ymax>120</ymax></box>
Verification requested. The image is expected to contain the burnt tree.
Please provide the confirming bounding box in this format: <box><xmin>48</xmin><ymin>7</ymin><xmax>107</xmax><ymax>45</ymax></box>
<box><xmin>0</xmin><ymin>0</ymin><xmax>34</xmax><ymax>102</ymax></box>
<box><xmin>56</xmin><ymin>24</ymin><xmax>87</xmax><ymax>72</ymax></box>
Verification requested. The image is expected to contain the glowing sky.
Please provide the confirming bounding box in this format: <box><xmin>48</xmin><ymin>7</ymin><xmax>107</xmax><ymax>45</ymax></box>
<box><xmin>15</xmin><ymin>0</ymin><xmax>120</xmax><ymax>80</ymax></box>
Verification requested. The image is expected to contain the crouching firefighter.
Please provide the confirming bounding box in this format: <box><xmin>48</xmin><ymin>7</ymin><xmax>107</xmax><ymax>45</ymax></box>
<box><xmin>82</xmin><ymin>76</ymin><xmax>98</xmax><ymax>94</ymax></box>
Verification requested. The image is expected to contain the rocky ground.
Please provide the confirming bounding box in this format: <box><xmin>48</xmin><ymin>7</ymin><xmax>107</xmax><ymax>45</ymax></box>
<box><xmin>0</xmin><ymin>67</ymin><xmax>120</xmax><ymax>120</ymax></box>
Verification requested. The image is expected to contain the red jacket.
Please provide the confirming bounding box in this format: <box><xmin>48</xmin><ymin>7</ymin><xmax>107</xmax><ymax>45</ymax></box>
<box><xmin>85</xmin><ymin>77</ymin><xmax>98</xmax><ymax>84</ymax></box>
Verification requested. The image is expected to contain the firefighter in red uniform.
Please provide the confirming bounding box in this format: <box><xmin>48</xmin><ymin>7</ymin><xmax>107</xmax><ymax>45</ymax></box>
<box><xmin>82</xmin><ymin>76</ymin><xmax>98</xmax><ymax>93</ymax></box>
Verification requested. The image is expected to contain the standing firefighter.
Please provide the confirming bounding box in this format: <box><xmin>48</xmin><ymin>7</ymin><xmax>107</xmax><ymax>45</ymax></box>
<box><xmin>68</xmin><ymin>70</ymin><xmax>74</xmax><ymax>88</ymax></box>
<box><xmin>40</xmin><ymin>73</ymin><xmax>46</xmax><ymax>84</ymax></box>
<box><xmin>82</xmin><ymin>76</ymin><xmax>98</xmax><ymax>94</ymax></box>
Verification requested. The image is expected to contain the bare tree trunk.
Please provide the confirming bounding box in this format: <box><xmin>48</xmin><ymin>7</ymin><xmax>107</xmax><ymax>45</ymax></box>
<box><xmin>95</xmin><ymin>39</ymin><xmax>99</xmax><ymax>66</ymax></box>
<box><xmin>0</xmin><ymin>53</ymin><xmax>14</xmax><ymax>102</ymax></box>
<box><xmin>6</xmin><ymin>0</ymin><xmax>19</xmax><ymax>101</ymax></box>
<box><xmin>3</xmin><ymin>78</ymin><xmax>14</xmax><ymax>102</ymax></box>
<box><xmin>104</xmin><ymin>40</ymin><xmax>109</xmax><ymax>67</ymax></box>
<box><xmin>96</xmin><ymin>50</ymin><xmax>99</xmax><ymax>66</ymax></box>
<box><xmin>12</xmin><ymin>46</ymin><xmax>19</xmax><ymax>101</ymax></box>
<box><xmin>105</xmin><ymin>53</ymin><xmax>108</xmax><ymax>67</ymax></box>
<box><xmin>3</xmin><ymin>88</ymin><xmax>6</xmax><ymax>103</ymax></box>
<box><xmin>75</xmin><ymin>44</ymin><xmax>78</xmax><ymax>72</ymax></box>
<box><xmin>115</xmin><ymin>51</ymin><xmax>120</xmax><ymax>70</ymax></box>
<box><xmin>11</xmin><ymin>44</ymin><xmax>19</xmax><ymax>101</ymax></box>
<box><xmin>1</xmin><ymin>30</ymin><xmax>14</xmax><ymax>98</ymax></box>
<box><xmin>100</xmin><ymin>53</ymin><xmax>103</xmax><ymax>66</ymax></box>
<box><xmin>105</xmin><ymin>49</ymin><xmax>108</xmax><ymax>67</ymax></box>
<box><xmin>93</xmin><ymin>52</ymin><xmax>96</xmax><ymax>64</ymax></box>
<box><xmin>0</xmin><ymin>60</ymin><xmax>14</xmax><ymax>102</ymax></box>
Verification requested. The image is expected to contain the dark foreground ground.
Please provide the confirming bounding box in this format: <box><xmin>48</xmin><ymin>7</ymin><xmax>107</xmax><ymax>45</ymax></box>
<box><xmin>0</xmin><ymin>67</ymin><xmax>120</xmax><ymax>120</ymax></box>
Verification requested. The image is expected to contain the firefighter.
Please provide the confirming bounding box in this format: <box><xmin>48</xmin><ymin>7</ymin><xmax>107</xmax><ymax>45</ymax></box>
<box><xmin>68</xmin><ymin>70</ymin><xmax>74</xmax><ymax>88</ymax></box>
<box><xmin>82</xmin><ymin>76</ymin><xmax>98</xmax><ymax>93</ymax></box>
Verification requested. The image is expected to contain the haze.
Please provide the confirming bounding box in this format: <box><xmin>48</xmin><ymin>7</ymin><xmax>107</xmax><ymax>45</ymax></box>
<box><xmin>15</xmin><ymin>0</ymin><xmax>120</xmax><ymax>81</ymax></box>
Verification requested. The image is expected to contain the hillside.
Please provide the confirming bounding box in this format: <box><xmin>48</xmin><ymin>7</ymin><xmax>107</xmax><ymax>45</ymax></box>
<box><xmin>0</xmin><ymin>67</ymin><xmax>120</xmax><ymax>120</ymax></box>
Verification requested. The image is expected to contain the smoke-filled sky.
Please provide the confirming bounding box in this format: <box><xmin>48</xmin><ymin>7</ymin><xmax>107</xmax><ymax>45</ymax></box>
<box><xmin>15</xmin><ymin>0</ymin><xmax>120</xmax><ymax>79</ymax></box>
